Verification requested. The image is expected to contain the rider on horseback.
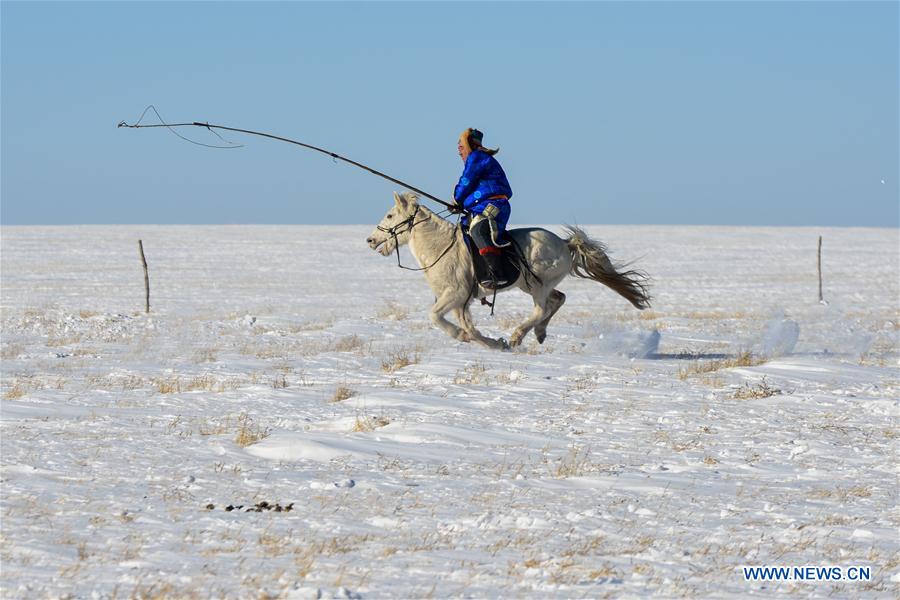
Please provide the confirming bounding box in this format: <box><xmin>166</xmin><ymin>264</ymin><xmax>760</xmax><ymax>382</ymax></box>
<box><xmin>452</xmin><ymin>128</ymin><xmax>513</xmax><ymax>289</ymax></box>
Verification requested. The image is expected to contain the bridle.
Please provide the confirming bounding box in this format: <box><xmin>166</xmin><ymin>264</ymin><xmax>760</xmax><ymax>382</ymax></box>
<box><xmin>376</xmin><ymin>205</ymin><xmax>460</xmax><ymax>272</ymax></box>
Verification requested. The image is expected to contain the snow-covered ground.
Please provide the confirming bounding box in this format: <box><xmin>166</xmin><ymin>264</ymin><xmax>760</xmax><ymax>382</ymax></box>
<box><xmin>1</xmin><ymin>223</ymin><xmax>897</xmax><ymax>598</ymax></box>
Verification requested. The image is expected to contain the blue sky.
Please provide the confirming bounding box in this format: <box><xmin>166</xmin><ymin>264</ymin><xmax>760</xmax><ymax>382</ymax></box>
<box><xmin>2</xmin><ymin>1</ymin><xmax>897</xmax><ymax>226</ymax></box>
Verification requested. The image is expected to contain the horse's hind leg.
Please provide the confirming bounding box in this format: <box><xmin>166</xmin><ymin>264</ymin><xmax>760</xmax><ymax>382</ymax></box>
<box><xmin>509</xmin><ymin>289</ymin><xmax>553</xmax><ymax>348</ymax></box>
<box><xmin>533</xmin><ymin>289</ymin><xmax>566</xmax><ymax>344</ymax></box>
<box><xmin>454</xmin><ymin>305</ymin><xmax>508</xmax><ymax>350</ymax></box>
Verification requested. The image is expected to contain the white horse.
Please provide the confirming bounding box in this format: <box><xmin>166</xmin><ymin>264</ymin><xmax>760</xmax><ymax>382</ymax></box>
<box><xmin>367</xmin><ymin>192</ymin><xmax>650</xmax><ymax>350</ymax></box>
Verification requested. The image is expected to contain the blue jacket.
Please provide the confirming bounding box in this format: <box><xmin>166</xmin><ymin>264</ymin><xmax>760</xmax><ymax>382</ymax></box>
<box><xmin>453</xmin><ymin>150</ymin><xmax>513</xmax><ymax>215</ymax></box>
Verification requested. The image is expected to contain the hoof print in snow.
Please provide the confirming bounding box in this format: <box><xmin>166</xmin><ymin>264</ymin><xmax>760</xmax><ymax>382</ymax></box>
<box><xmin>205</xmin><ymin>503</ymin><xmax>215</xmax><ymax>510</ymax></box>
<box><xmin>334</xmin><ymin>479</ymin><xmax>355</xmax><ymax>488</ymax></box>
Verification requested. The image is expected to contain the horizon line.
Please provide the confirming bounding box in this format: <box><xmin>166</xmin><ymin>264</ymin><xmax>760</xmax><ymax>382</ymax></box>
<box><xmin>2</xmin><ymin>222</ymin><xmax>898</xmax><ymax>230</ymax></box>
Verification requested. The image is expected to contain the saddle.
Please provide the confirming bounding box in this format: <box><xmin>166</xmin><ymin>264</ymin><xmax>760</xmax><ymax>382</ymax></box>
<box><xmin>463</xmin><ymin>231</ymin><xmax>522</xmax><ymax>291</ymax></box>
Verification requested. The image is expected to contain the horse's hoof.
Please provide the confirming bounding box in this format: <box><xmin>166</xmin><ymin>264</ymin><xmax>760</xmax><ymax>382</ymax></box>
<box><xmin>498</xmin><ymin>338</ymin><xmax>511</xmax><ymax>351</ymax></box>
<box><xmin>535</xmin><ymin>331</ymin><xmax>547</xmax><ymax>344</ymax></box>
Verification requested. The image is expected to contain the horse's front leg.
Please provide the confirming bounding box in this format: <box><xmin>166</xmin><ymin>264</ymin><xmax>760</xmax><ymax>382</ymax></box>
<box><xmin>430</xmin><ymin>291</ymin><xmax>472</xmax><ymax>343</ymax></box>
<box><xmin>453</xmin><ymin>306</ymin><xmax>508</xmax><ymax>351</ymax></box>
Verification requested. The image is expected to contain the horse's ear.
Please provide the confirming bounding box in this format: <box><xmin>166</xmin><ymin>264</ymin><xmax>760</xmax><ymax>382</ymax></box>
<box><xmin>393</xmin><ymin>191</ymin><xmax>405</xmax><ymax>207</ymax></box>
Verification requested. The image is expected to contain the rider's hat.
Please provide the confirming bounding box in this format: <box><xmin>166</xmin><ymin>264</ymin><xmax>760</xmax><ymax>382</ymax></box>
<box><xmin>459</xmin><ymin>128</ymin><xmax>498</xmax><ymax>156</ymax></box>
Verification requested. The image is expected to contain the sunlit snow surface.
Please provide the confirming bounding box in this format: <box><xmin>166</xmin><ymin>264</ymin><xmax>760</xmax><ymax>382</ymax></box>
<box><xmin>2</xmin><ymin>225</ymin><xmax>898</xmax><ymax>598</ymax></box>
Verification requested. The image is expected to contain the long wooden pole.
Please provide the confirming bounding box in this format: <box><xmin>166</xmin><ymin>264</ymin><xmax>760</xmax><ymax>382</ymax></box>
<box><xmin>138</xmin><ymin>240</ymin><xmax>150</xmax><ymax>313</ymax></box>
<box><xmin>118</xmin><ymin>117</ymin><xmax>457</xmax><ymax>210</ymax></box>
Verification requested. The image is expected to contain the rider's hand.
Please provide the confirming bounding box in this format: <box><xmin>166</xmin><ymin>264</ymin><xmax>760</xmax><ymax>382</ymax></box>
<box><xmin>449</xmin><ymin>201</ymin><xmax>464</xmax><ymax>214</ymax></box>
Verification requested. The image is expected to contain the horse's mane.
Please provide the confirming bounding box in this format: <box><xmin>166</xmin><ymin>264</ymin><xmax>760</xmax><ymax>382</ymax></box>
<box><xmin>399</xmin><ymin>191</ymin><xmax>458</xmax><ymax>234</ymax></box>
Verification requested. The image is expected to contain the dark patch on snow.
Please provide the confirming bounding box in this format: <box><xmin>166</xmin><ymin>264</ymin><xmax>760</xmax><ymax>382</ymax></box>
<box><xmin>215</xmin><ymin>501</ymin><xmax>295</xmax><ymax>513</ymax></box>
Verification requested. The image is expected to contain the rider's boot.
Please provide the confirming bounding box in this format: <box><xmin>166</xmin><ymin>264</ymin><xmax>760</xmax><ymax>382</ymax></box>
<box><xmin>479</xmin><ymin>246</ymin><xmax>508</xmax><ymax>289</ymax></box>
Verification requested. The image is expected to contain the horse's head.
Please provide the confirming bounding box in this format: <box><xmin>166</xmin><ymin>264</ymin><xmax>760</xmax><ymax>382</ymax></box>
<box><xmin>366</xmin><ymin>191</ymin><xmax>420</xmax><ymax>256</ymax></box>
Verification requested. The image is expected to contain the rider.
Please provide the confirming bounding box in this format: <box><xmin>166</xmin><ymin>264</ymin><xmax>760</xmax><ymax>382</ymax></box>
<box><xmin>452</xmin><ymin>128</ymin><xmax>513</xmax><ymax>288</ymax></box>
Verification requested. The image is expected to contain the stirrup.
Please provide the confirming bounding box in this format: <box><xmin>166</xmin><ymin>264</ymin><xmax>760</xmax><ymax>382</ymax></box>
<box><xmin>480</xmin><ymin>277</ymin><xmax>508</xmax><ymax>289</ymax></box>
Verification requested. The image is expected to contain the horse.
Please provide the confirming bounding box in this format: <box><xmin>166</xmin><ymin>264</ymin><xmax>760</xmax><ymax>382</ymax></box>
<box><xmin>366</xmin><ymin>191</ymin><xmax>651</xmax><ymax>350</ymax></box>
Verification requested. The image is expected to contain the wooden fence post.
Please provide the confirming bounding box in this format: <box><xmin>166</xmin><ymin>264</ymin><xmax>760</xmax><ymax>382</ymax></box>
<box><xmin>138</xmin><ymin>240</ymin><xmax>150</xmax><ymax>313</ymax></box>
<box><xmin>817</xmin><ymin>235</ymin><xmax>824</xmax><ymax>304</ymax></box>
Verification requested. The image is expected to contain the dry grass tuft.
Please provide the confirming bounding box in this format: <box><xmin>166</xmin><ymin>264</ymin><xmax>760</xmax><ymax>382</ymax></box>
<box><xmin>146</xmin><ymin>373</ymin><xmax>247</xmax><ymax>395</ymax></box>
<box><xmin>1</xmin><ymin>343</ymin><xmax>25</xmax><ymax>360</ymax></box>
<box><xmin>677</xmin><ymin>351</ymin><xmax>766</xmax><ymax>380</ymax></box>
<box><xmin>184</xmin><ymin>374</ymin><xmax>219</xmax><ymax>392</ymax></box>
<box><xmin>121</xmin><ymin>374</ymin><xmax>147</xmax><ymax>392</ymax></box>
<box><xmin>553</xmin><ymin>446</ymin><xmax>596</xmax><ymax>478</ymax></box>
<box><xmin>156</xmin><ymin>378</ymin><xmax>181</xmax><ymax>394</ymax></box>
<box><xmin>3</xmin><ymin>383</ymin><xmax>26</xmax><ymax>400</ymax></box>
<box><xmin>290</xmin><ymin>318</ymin><xmax>334</xmax><ymax>332</ymax></box>
<box><xmin>810</xmin><ymin>485</ymin><xmax>872</xmax><ymax>501</ymax></box>
<box><xmin>453</xmin><ymin>362</ymin><xmax>488</xmax><ymax>384</ymax></box>
<box><xmin>198</xmin><ymin>419</ymin><xmax>230</xmax><ymax>436</ymax></box>
<box><xmin>654</xmin><ymin>431</ymin><xmax>703</xmax><ymax>452</ymax></box>
<box><xmin>3</xmin><ymin>376</ymin><xmax>47</xmax><ymax>400</ymax></box>
<box><xmin>331</xmin><ymin>386</ymin><xmax>356</xmax><ymax>402</ymax></box>
<box><xmin>492</xmin><ymin>367</ymin><xmax>519</xmax><ymax>385</ymax></box>
<box><xmin>234</xmin><ymin>413</ymin><xmax>270</xmax><ymax>447</ymax></box>
<box><xmin>821</xmin><ymin>514</ymin><xmax>854</xmax><ymax>526</ymax></box>
<box><xmin>562</xmin><ymin>535</ymin><xmax>606</xmax><ymax>557</ymax></box>
<box><xmin>331</xmin><ymin>335</ymin><xmax>365</xmax><ymax>353</ymax></box>
<box><xmin>381</xmin><ymin>350</ymin><xmax>419</xmax><ymax>373</ymax></box>
<box><xmin>568</xmin><ymin>374</ymin><xmax>598</xmax><ymax>392</ymax></box>
<box><xmin>352</xmin><ymin>414</ymin><xmax>391</xmax><ymax>432</ymax></box>
<box><xmin>731</xmin><ymin>378</ymin><xmax>781</xmax><ymax>399</ymax></box>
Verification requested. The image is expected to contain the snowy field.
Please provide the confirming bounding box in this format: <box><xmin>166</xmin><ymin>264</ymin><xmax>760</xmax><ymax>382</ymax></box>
<box><xmin>1</xmin><ymin>223</ymin><xmax>897</xmax><ymax>598</ymax></box>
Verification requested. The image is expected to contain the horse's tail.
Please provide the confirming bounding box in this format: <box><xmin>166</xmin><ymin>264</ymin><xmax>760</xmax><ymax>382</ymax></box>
<box><xmin>565</xmin><ymin>226</ymin><xmax>652</xmax><ymax>309</ymax></box>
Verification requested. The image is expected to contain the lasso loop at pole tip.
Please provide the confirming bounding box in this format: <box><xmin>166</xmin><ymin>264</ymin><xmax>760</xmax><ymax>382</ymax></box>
<box><xmin>118</xmin><ymin>105</ymin><xmax>243</xmax><ymax>149</ymax></box>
